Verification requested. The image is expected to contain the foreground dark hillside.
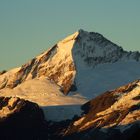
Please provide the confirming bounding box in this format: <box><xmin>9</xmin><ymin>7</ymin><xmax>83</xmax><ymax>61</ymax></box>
<box><xmin>1</xmin><ymin>80</ymin><xmax>140</xmax><ymax>140</ymax></box>
<box><xmin>0</xmin><ymin>97</ymin><xmax>48</xmax><ymax>140</ymax></box>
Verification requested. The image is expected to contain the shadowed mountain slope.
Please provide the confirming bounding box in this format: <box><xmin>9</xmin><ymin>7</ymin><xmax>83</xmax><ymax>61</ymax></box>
<box><xmin>59</xmin><ymin>80</ymin><xmax>140</xmax><ymax>140</ymax></box>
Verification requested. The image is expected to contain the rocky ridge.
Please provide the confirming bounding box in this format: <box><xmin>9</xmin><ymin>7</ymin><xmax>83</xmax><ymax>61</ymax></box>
<box><xmin>59</xmin><ymin>80</ymin><xmax>140</xmax><ymax>140</ymax></box>
<box><xmin>0</xmin><ymin>30</ymin><xmax>140</xmax><ymax>95</ymax></box>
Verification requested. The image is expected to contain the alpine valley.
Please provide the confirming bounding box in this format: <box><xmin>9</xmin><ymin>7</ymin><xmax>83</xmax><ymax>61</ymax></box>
<box><xmin>0</xmin><ymin>29</ymin><xmax>140</xmax><ymax>140</ymax></box>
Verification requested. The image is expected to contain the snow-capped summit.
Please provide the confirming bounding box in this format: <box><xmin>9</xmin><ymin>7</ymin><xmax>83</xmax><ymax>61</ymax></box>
<box><xmin>0</xmin><ymin>29</ymin><xmax>140</xmax><ymax>99</ymax></box>
<box><xmin>74</xmin><ymin>29</ymin><xmax>140</xmax><ymax>65</ymax></box>
<box><xmin>1</xmin><ymin>29</ymin><xmax>140</xmax><ymax>138</ymax></box>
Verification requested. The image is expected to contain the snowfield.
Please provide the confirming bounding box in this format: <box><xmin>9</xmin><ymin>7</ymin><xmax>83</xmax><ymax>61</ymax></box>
<box><xmin>0</xmin><ymin>77</ymin><xmax>87</xmax><ymax>121</ymax></box>
<box><xmin>73</xmin><ymin>61</ymin><xmax>140</xmax><ymax>99</ymax></box>
<box><xmin>42</xmin><ymin>105</ymin><xmax>82</xmax><ymax>122</ymax></box>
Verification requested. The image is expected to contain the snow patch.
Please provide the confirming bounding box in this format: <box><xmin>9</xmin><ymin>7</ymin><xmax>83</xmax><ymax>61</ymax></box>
<box><xmin>42</xmin><ymin>105</ymin><xmax>82</xmax><ymax>122</ymax></box>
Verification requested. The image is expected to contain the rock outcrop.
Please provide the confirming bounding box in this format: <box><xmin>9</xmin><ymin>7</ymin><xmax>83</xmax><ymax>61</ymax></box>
<box><xmin>0</xmin><ymin>70</ymin><xmax>7</xmax><ymax>75</ymax></box>
<box><xmin>0</xmin><ymin>96</ymin><xmax>48</xmax><ymax>140</ymax></box>
<box><xmin>59</xmin><ymin>80</ymin><xmax>140</xmax><ymax>140</ymax></box>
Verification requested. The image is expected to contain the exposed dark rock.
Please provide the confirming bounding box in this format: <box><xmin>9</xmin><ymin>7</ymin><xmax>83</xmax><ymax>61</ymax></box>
<box><xmin>0</xmin><ymin>96</ymin><xmax>48</xmax><ymax>140</ymax></box>
<box><xmin>0</xmin><ymin>70</ymin><xmax>7</xmax><ymax>75</ymax></box>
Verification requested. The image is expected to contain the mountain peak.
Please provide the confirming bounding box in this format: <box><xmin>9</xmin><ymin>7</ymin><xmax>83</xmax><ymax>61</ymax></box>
<box><xmin>78</xmin><ymin>29</ymin><xmax>104</xmax><ymax>38</ymax></box>
<box><xmin>78</xmin><ymin>29</ymin><xmax>88</xmax><ymax>34</ymax></box>
<box><xmin>0</xmin><ymin>30</ymin><xmax>140</xmax><ymax>96</ymax></box>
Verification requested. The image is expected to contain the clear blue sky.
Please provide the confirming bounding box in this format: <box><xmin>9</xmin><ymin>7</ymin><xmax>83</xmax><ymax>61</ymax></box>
<box><xmin>0</xmin><ymin>0</ymin><xmax>140</xmax><ymax>70</ymax></box>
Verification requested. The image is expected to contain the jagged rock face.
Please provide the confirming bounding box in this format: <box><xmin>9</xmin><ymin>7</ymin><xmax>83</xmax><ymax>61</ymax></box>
<box><xmin>60</xmin><ymin>80</ymin><xmax>140</xmax><ymax>140</ymax></box>
<box><xmin>73</xmin><ymin>30</ymin><xmax>140</xmax><ymax>65</ymax></box>
<box><xmin>0</xmin><ymin>96</ymin><xmax>48</xmax><ymax>140</ymax></box>
<box><xmin>0</xmin><ymin>32</ymin><xmax>78</xmax><ymax>94</ymax></box>
<box><xmin>0</xmin><ymin>30</ymin><xmax>140</xmax><ymax>95</ymax></box>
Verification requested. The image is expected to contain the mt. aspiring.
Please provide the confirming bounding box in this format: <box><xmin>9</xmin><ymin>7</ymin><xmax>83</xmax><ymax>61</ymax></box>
<box><xmin>0</xmin><ymin>30</ymin><xmax>140</xmax><ymax>98</ymax></box>
<box><xmin>1</xmin><ymin>29</ymin><xmax>140</xmax><ymax>100</ymax></box>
